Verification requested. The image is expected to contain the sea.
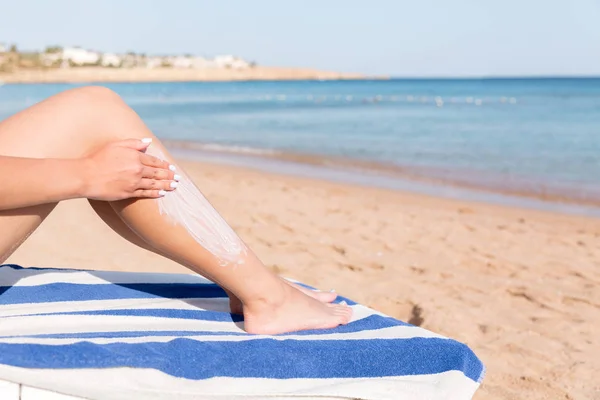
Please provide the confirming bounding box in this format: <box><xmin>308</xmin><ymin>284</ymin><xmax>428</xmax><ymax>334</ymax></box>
<box><xmin>1</xmin><ymin>78</ymin><xmax>599</xmax><ymax>216</ymax></box>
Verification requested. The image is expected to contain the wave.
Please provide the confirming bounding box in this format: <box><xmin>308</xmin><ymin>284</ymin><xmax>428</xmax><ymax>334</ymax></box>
<box><xmin>162</xmin><ymin>140</ymin><xmax>279</xmax><ymax>156</ymax></box>
<box><xmin>162</xmin><ymin>139</ymin><xmax>600</xmax><ymax>213</ymax></box>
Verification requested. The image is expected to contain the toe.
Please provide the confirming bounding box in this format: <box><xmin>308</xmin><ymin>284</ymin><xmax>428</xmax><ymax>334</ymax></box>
<box><xmin>329</xmin><ymin>304</ymin><xmax>352</xmax><ymax>323</ymax></box>
<box><xmin>337</xmin><ymin>305</ymin><xmax>353</xmax><ymax>322</ymax></box>
<box><xmin>336</xmin><ymin>310</ymin><xmax>351</xmax><ymax>325</ymax></box>
<box><xmin>288</xmin><ymin>281</ymin><xmax>338</xmax><ymax>303</ymax></box>
<box><xmin>315</xmin><ymin>291</ymin><xmax>338</xmax><ymax>303</ymax></box>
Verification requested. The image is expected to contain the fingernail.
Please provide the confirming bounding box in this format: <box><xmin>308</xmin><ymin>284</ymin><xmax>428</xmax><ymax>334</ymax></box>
<box><xmin>158</xmin><ymin>190</ymin><xmax>167</xmax><ymax>196</ymax></box>
<box><xmin>340</xmin><ymin>300</ymin><xmax>348</xmax><ymax>306</ymax></box>
<box><xmin>170</xmin><ymin>181</ymin><xmax>179</xmax><ymax>189</ymax></box>
<box><xmin>329</xmin><ymin>289</ymin><xmax>336</xmax><ymax>293</ymax></box>
<box><xmin>169</xmin><ymin>165</ymin><xmax>177</xmax><ymax>172</ymax></box>
<box><xmin>173</xmin><ymin>174</ymin><xmax>181</xmax><ymax>181</ymax></box>
<box><xmin>141</xmin><ymin>138</ymin><xmax>153</xmax><ymax>144</ymax></box>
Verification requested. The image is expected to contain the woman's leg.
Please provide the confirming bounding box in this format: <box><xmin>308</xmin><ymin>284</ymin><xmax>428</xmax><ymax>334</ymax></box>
<box><xmin>0</xmin><ymin>86</ymin><xmax>350</xmax><ymax>334</ymax></box>
<box><xmin>0</xmin><ymin>204</ymin><xmax>57</xmax><ymax>263</ymax></box>
<box><xmin>87</xmin><ymin>199</ymin><xmax>246</xmax><ymax>313</ymax></box>
<box><xmin>88</xmin><ymin>199</ymin><xmax>337</xmax><ymax>314</ymax></box>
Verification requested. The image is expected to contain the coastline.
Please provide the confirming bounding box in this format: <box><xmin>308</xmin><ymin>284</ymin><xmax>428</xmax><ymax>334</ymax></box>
<box><xmin>7</xmin><ymin>155</ymin><xmax>600</xmax><ymax>400</ymax></box>
<box><xmin>162</xmin><ymin>139</ymin><xmax>600</xmax><ymax>218</ymax></box>
<box><xmin>0</xmin><ymin>66</ymin><xmax>369</xmax><ymax>84</ymax></box>
<box><xmin>3</xmin><ymin>79</ymin><xmax>598</xmax><ymax>217</ymax></box>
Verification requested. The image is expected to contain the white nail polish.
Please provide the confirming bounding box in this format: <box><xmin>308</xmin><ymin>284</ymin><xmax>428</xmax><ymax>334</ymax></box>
<box><xmin>169</xmin><ymin>165</ymin><xmax>177</xmax><ymax>172</ymax></box>
<box><xmin>173</xmin><ymin>174</ymin><xmax>181</xmax><ymax>181</ymax></box>
<box><xmin>141</xmin><ymin>138</ymin><xmax>153</xmax><ymax>144</ymax></box>
<box><xmin>340</xmin><ymin>300</ymin><xmax>348</xmax><ymax>306</ymax></box>
<box><xmin>158</xmin><ymin>190</ymin><xmax>167</xmax><ymax>196</ymax></box>
<box><xmin>170</xmin><ymin>181</ymin><xmax>179</xmax><ymax>188</ymax></box>
<box><xmin>329</xmin><ymin>289</ymin><xmax>336</xmax><ymax>293</ymax></box>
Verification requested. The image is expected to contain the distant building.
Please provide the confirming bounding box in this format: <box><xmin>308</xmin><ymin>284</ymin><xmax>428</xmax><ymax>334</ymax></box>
<box><xmin>214</xmin><ymin>55</ymin><xmax>236</xmax><ymax>68</ymax></box>
<box><xmin>134</xmin><ymin>54</ymin><xmax>147</xmax><ymax>68</ymax></box>
<box><xmin>121</xmin><ymin>54</ymin><xmax>138</xmax><ymax>68</ymax></box>
<box><xmin>170</xmin><ymin>56</ymin><xmax>193</xmax><ymax>69</ymax></box>
<box><xmin>214</xmin><ymin>55</ymin><xmax>250</xmax><ymax>69</ymax></box>
<box><xmin>40</xmin><ymin>52</ymin><xmax>62</xmax><ymax>67</ymax></box>
<box><xmin>191</xmin><ymin>56</ymin><xmax>216</xmax><ymax>68</ymax></box>
<box><xmin>230</xmin><ymin>58</ymin><xmax>250</xmax><ymax>69</ymax></box>
<box><xmin>0</xmin><ymin>43</ymin><xmax>255</xmax><ymax>72</ymax></box>
<box><xmin>0</xmin><ymin>44</ymin><xmax>6</xmax><ymax>65</ymax></box>
<box><xmin>145</xmin><ymin>57</ymin><xmax>164</xmax><ymax>69</ymax></box>
<box><xmin>101</xmin><ymin>53</ymin><xmax>121</xmax><ymax>67</ymax></box>
<box><xmin>62</xmin><ymin>47</ymin><xmax>100</xmax><ymax>66</ymax></box>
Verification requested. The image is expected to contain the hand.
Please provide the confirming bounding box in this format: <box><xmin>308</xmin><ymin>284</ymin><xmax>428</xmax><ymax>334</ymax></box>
<box><xmin>80</xmin><ymin>138</ymin><xmax>179</xmax><ymax>201</ymax></box>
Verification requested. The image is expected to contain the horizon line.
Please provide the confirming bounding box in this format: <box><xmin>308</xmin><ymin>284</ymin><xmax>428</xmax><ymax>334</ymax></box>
<box><xmin>381</xmin><ymin>75</ymin><xmax>600</xmax><ymax>80</ymax></box>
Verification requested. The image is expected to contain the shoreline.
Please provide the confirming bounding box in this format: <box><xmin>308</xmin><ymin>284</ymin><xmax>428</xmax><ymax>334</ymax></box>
<box><xmin>163</xmin><ymin>140</ymin><xmax>600</xmax><ymax>218</ymax></box>
<box><xmin>0</xmin><ymin>66</ymin><xmax>371</xmax><ymax>84</ymax></box>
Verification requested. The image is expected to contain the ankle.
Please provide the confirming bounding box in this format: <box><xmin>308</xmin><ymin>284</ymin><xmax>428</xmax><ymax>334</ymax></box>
<box><xmin>242</xmin><ymin>279</ymin><xmax>290</xmax><ymax>310</ymax></box>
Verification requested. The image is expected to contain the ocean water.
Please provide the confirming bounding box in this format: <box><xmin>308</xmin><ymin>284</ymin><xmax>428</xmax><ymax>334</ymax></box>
<box><xmin>1</xmin><ymin>78</ymin><xmax>600</xmax><ymax>210</ymax></box>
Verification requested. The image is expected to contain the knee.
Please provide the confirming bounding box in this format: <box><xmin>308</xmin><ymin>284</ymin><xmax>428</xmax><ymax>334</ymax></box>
<box><xmin>62</xmin><ymin>86</ymin><xmax>124</xmax><ymax>108</ymax></box>
<box><xmin>48</xmin><ymin>86</ymin><xmax>132</xmax><ymax>147</ymax></box>
<box><xmin>54</xmin><ymin>85</ymin><xmax>130</xmax><ymax>130</ymax></box>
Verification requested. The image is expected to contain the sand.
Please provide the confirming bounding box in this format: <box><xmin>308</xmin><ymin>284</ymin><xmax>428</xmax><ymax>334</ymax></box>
<box><xmin>6</xmin><ymin>159</ymin><xmax>600</xmax><ymax>400</ymax></box>
<box><xmin>0</xmin><ymin>66</ymin><xmax>366</xmax><ymax>84</ymax></box>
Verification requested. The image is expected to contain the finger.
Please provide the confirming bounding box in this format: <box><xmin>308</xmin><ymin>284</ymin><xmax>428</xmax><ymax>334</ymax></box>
<box><xmin>116</xmin><ymin>138</ymin><xmax>153</xmax><ymax>151</ymax></box>
<box><xmin>141</xmin><ymin>167</ymin><xmax>175</xmax><ymax>181</ymax></box>
<box><xmin>133</xmin><ymin>189</ymin><xmax>169</xmax><ymax>198</ymax></box>
<box><xmin>140</xmin><ymin>153</ymin><xmax>172</xmax><ymax>170</ymax></box>
<box><xmin>137</xmin><ymin>178</ymin><xmax>178</xmax><ymax>191</ymax></box>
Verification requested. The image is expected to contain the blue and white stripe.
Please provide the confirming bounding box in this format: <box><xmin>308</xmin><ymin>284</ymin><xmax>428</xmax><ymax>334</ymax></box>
<box><xmin>0</xmin><ymin>264</ymin><xmax>484</xmax><ymax>400</ymax></box>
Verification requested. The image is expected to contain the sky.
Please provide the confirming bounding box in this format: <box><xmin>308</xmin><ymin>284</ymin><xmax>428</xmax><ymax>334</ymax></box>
<box><xmin>2</xmin><ymin>0</ymin><xmax>600</xmax><ymax>77</ymax></box>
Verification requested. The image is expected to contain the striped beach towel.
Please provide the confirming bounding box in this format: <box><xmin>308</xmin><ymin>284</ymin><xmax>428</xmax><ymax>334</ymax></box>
<box><xmin>0</xmin><ymin>264</ymin><xmax>484</xmax><ymax>400</ymax></box>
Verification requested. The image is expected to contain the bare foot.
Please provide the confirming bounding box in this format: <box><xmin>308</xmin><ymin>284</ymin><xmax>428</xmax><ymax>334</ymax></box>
<box><xmin>243</xmin><ymin>282</ymin><xmax>352</xmax><ymax>335</ymax></box>
<box><xmin>225</xmin><ymin>280</ymin><xmax>337</xmax><ymax>315</ymax></box>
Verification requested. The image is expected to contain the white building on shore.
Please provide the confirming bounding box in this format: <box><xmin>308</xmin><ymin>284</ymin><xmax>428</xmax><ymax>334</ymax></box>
<box><xmin>214</xmin><ymin>55</ymin><xmax>250</xmax><ymax>69</ymax></box>
<box><xmin>170</xmin><ymin>56</ymin><xmax>193</xmax><ymax>68</ymax></box>
<box><xmin>191</xmin><ymin>56</ymin><xmax>215</xmax><ymax>68</ymax></box>
<box><xmin>101</xmin><ymin>53</ymin><xmax>121</xmax><ymax>67</ymax></box>
<box><xmin>1</xmin><ymin>43</ymin><xmax>255</xmax><ymax>71</ymax></box>
<box><xmin>146</xmin><ymin>57</ymin><xmax>163</xmax><ymax>68</ymax></box>
<box><xmin>40</xmin><ymin>52</ymin><xmax>62</xmax><ymax>67</ymax></box>
<box><xmin>62</xmin><ymin>47</ymin><xmax>100</xmax><ymax>66</ymax></box>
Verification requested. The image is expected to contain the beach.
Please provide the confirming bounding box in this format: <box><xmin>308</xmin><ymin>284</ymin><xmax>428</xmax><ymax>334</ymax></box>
<box><xmin>0</xmin><ymin>67</ymin><xmax>364</xmax><ymax>84</ymax></box>
<box><xmin>6</xmin><ymin>157</ymin><xmax>599</xmax><ymax>400</ymax></box>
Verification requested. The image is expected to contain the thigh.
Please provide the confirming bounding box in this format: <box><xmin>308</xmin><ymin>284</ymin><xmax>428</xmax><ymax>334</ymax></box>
<box><xmin>0</xmin><ymin>87</ymin><xmax>117</xmax><ymax>261</ymax></box>
<box><xmin>0</xmin><ymin>86</ymin><xmax>154</xmax><ymax>261</ymax></box>
<box><xmin>0</xmin><ymin>86</ymin><xmax>124</xmax><ymax>159</ymax></box>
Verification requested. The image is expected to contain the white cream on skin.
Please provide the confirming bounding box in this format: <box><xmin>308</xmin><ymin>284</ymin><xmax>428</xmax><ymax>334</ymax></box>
<box><xmin>146</xmin><ymin>145</ymin><xmax>247</xmax><ymax>266</ymax></box>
